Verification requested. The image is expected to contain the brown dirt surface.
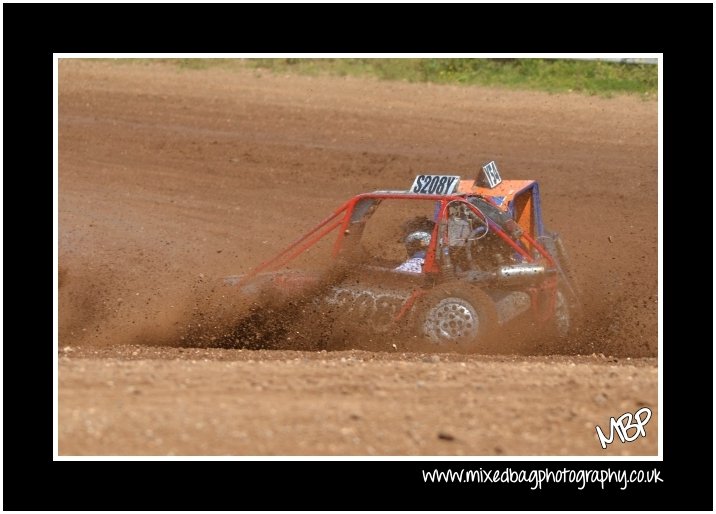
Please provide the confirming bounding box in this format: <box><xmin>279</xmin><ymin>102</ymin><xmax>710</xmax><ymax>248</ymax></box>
<box><xmin>58</xmin><ymin>59</ymin><xmax>658</xmax><ymax>456</ymax></box>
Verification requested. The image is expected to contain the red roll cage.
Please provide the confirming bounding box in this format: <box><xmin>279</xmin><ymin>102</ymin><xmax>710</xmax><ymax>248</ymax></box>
<box><xmin>237</xmin><ymin>192</ymin><xmax>556</xmax><ymax>287</ymax></box>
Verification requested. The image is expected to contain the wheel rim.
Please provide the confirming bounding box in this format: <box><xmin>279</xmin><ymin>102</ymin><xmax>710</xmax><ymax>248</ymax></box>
<box><xmin>423</xmin><ymin>297</ymin><xmax>479</xmax><ymax>345</ymax></box>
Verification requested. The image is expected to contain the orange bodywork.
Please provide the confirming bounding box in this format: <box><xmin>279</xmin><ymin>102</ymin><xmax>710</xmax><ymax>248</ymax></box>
<box><xmin>457</xmin><ymin>178</ymin><xmax>538</xmax><ymax>240</ymax></box>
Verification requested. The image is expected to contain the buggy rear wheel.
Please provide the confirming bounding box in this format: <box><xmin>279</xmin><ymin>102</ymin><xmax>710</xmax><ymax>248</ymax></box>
<box><xmin>413</xmin><ymin>283</ymin><xmax>497</xmax><ymax>353</ymax></box>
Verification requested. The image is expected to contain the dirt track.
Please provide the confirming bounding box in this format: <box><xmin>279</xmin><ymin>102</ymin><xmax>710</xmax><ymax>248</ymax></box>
<box><xmin>58</xmin><ymin>60</ymin><xmax>658</xmax><ymax>456</ymax></box>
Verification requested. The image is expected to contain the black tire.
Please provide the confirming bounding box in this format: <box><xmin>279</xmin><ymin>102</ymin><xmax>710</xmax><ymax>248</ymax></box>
<box><xmin>539</xmin><ymin>232</ymin><xmax>580</xmax><ymax>299</ymax></box>
<box><xmin>552</xmin><ymin>287</ymin><xmax>571</xmax><ymax>339</ymax></box>
<box><xmin>539</xmin><ymin>232</ymin><xmax>582</xmax><ymax>339</ymax></box>
<box><xmin>411</xmin><ymin>282</ymin><xmax>498</xmax><ymax>353</ymax></box>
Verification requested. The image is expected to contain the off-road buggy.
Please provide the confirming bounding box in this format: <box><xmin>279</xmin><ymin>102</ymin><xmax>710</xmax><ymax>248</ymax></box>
<box><xmin>226</xmin><ymin>162</ymin><xmax>579</xmax><ymax>352</ymax></box>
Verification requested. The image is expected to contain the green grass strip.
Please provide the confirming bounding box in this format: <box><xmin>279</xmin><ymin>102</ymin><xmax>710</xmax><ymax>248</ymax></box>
<box><xmin>93</xmin><ymin>57</ymin><xmax>658</xmax><ymax>98</ymax></box>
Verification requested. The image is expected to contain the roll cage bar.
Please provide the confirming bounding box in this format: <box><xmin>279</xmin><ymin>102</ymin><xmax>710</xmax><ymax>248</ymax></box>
<box><xmin>236</xmin><ymin>192</ymin><xmax>555</xmax><ymax>287</ymax></box>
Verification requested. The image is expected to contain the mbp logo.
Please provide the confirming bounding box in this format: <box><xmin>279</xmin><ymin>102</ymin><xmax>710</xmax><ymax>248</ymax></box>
<box><xmin>595</xmin><ymin>407</ymin><xmax>652</xmax><ymax>449</ymax></box>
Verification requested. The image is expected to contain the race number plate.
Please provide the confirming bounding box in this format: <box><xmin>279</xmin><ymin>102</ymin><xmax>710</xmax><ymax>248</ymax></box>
<box><xmin>480</xmin><ymin>161</ymin><xmax>502</xmax><ymax>189</ymax></box>
<box><xmin>410</xmin><ymin>175</ymin><xmax>460</xmax><ymax>195</ymax></box>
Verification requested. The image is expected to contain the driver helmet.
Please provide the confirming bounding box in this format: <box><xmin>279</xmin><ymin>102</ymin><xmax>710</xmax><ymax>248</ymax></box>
<box><xmin>404</xmin><ymin>230</ymin><xmax>431</xmax><ymax>256</ymax></box>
